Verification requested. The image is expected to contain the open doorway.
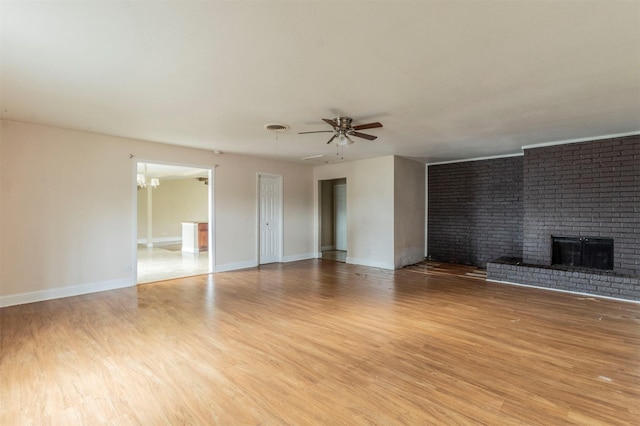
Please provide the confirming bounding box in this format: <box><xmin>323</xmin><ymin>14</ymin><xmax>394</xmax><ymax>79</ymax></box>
<box><xmin>319</xmin><ymin>178</ymin><xmax>347</xmax><ymax>262</ymax></box>
<box><xmin>135</xmin><ymin>162</ymin><xmax>213</xmax><ymax>283</ymax></box>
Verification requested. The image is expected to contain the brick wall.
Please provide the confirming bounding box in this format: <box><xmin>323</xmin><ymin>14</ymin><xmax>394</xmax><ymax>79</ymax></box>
<box><xmin>487</xmin><ymin>259</ymin><xmax>640</xmax><ymax>301</ymax></box>
<box><xmin>428</xmin><ymin>156</ymin><xmax>523</xmax><ymax>268</ymax></box>
<box><xmin>523</xmin><ymin>136</ymin><xmax>640</xmax><ymax>276</ymax></box>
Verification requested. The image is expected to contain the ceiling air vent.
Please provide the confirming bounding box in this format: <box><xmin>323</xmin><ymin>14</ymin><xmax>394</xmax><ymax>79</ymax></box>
<box><xmin>264</xmin><ymin>123</ymin><xmax>290</xmax><ymax>133</ymax></box>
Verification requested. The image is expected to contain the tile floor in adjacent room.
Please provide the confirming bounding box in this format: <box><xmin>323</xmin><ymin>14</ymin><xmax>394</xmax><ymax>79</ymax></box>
<box><xmin>137</xmin><ymin>242</ymin><xmax>210</xmax><ymax>283</ymax></box>
<box><xmin>138</xmin><ymin>246</ymin><xmax>345</xmax><ymax>284</ymax></box>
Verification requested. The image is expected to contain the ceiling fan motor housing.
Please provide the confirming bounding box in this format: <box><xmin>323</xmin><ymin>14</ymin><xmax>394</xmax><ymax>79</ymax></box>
<box><xmin>335</xmin><ymin>117</ymin><xmax>353</xmax><ymax>130</ymax></box>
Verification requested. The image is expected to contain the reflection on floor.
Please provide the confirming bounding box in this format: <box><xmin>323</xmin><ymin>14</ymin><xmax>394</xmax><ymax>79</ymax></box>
<box><xmin>322</xmin><ymin>250</ymin><xmax>346</xmax><ymax>262</ymax></box>
<box><xmin>137</xmin><ymin>243</ymin><xmax>210</xmax><ymax>284</ymax></box>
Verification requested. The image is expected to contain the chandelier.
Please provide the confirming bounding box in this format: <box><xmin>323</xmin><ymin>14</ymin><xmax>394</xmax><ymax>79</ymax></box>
<box><xmin>137</xmin><ymin>165</ymin><xmax>159</xmax><ymax>189</ymax></box>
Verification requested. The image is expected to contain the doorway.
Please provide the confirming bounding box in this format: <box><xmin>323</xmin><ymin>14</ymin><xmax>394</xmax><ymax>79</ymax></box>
<box><xmin>319</xmin><ymin>178</ymin><xmax>347</xmax><ymax>262</ymax></box>
<box><xmin>135</xmin><ymin>162</ymin><xmax>214</xmax><ymax>283</ymax></box>
<box><xmin>258</xmin><ymin>173</ymin><xmax>283</xmax><ymax>265</ymax></box>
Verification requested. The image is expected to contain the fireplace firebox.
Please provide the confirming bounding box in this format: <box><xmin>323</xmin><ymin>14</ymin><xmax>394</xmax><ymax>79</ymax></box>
<box><xmin>551</xmin><ymin>236</ymin><xmax>613</xmax><ymax>270</ymax></box>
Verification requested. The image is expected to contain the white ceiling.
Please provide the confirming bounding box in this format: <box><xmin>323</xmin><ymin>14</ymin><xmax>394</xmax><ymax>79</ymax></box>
<box><xmin>2</xmin><ymin>1</ymin><xmax>639</xmax><ymax>165</ymax></box>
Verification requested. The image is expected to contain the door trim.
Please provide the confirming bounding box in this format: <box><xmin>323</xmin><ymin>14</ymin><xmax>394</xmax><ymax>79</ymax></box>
<box><xmin>257</xmin><ymin>172</ymin><xmax>283</xmax><ymax>264</ymax></box>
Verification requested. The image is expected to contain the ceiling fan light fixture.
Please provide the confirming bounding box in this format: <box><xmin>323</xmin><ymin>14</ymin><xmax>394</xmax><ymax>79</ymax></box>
<box><xmin>335</xmin><ymin>133</ymin><xmax>353</xmax><ymax>146</ymax></box>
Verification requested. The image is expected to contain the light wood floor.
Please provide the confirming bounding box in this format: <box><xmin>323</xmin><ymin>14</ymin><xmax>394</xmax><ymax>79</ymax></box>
<box><xmin>2</xmin><ymin>260</ymin><xmax>639</xmax><ymax>425</ymax></box>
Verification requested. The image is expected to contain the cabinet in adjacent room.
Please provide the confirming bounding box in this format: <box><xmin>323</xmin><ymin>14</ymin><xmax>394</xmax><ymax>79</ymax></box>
<box><xmin>182</xmin><ymin>222</ymin><xmax>208</xmax><ymax>253</ymax></box>
<box><xmin>198</xmin><ymin>223</ymin><xmax>208</xmax><ymax>251</ymax></box>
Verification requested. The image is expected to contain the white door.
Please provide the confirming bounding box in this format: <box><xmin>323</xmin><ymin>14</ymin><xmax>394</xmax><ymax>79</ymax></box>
<box><xmin>259</xmin><ymin>174</ymin><xmax>282</xmax><ymax>264</ymax></box>
<box><xmin>334</xmin><ymin>184</ymin><xmax>347</xmax><ymax>251</ymax></box>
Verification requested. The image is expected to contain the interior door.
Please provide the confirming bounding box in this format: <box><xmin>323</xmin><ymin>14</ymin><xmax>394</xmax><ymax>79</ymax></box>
<box><xmin>334</xmin><ymin>184</ymin><xmax>347</xmax><ymax>251</ymax></box>
<box><xmin>259</xmin><ymin>174</ymin><xmax>282</xmax><ymax>264</ymax></box>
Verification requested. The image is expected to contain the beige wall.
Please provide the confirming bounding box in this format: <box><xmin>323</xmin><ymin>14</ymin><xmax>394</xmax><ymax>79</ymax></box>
<box><xmin>394</xmin><ymin>156</ymin><xmax>426</xmax><ymax>268</ymax></box>
<box><xmin>0</xmin><ymin>122</ymin><xmax>4</xmax><ymax>290</ymax></box>
<box><xmin>0</xmin><ymin>121</ymin><xmax>314</xmax><ymax>305</ymax></box>
<box><xmin>1</xmin><ymin>121</ymin><xmax>139</xmax><ymax>302</ymax></box>
<box><xmin>137</xmin><ymin>178</ymin><xmax>208</xmax><ymax>241</ymax></box>
<box><xmin>0</xmin><ymin>119</ymin><xmax>425</xmax><ymax>305</ymax></box>
<box><xmin>314</xmin><ymin>156</ymin><xmax>395</xmax><ymax>269</ymax></box>
<box><xmin>213</xmin><ymin>153</ymin><xmax>314</xmax><ymax>268</ymax></box>
<box><xmin>313</xmin><ymin>155</ymin><xmax>426</xmax><ymax>270</ymax></box>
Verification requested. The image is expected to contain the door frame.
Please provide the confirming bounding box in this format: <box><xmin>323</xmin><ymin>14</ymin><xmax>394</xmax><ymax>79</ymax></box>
<box><xmin>132</xmin><ymin>159</ymin><xmax>215</xmax><ymax>282</ymax></box>
<box><xmin>256</xmin><ymin>172</ymin><xmax>283</xmax><ymax>264</ymax></box>
<box><xmin>317</xmin><ymin>178</ymin><xmax>348</xmax><ymax>256</ymax></box>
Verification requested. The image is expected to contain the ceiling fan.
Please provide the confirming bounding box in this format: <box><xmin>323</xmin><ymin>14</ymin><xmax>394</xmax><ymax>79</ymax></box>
<box><xmin>299</xmin><ymin>117</ymin><xmax>383</xmax><ymax>146</ymax></box>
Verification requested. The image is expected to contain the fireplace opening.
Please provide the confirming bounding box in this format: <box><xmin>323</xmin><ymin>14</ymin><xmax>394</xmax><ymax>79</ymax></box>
<box><xmin>552</xmin><ymin>236</ymin><xmax>613</xmax><ymax>270</ymax></box>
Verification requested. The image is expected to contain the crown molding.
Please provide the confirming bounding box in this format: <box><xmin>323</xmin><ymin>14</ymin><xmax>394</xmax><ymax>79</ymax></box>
<box><xmin>521</xmin><ymin>131</ymin><xmax>640</xmax><ymax>150</ymax></box>
<box><xmin>427</xmin><ymin>152</ymin><xmax>523</xmax><ymax>166</ymax></box>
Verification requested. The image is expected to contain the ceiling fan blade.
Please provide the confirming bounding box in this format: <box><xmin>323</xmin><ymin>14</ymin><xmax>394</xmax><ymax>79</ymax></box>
<box><xmin>299</xmin><ymin>130</ymin><xmax>335</xmax><ymax>134</ymax></box>
<box><xmin>322</xmin><ymin>118</ymin><xmax>338</xmax><ymax>128</ymax></box>
<box><xmin>352</xmin><ymin>122</ymin><xmax>383</xmax><ymax>130</ymax></box>
<box><xmin>326</xmin><ymin>134</ymin><xmax>337</xmax><ymax>144</ymax></box>
<box><xmin>351</xmin><ymin>131</ymin><xmax>377</xmax><ymax>141</ymax></box>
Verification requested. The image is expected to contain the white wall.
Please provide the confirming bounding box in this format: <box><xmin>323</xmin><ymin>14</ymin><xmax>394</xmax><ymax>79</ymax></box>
<box><xmin>394</xmin><ymin>156</ymin><xmax>426</xmax><ymax>268</ymax></box>
<box><xmin>0</xmin><ymin>121</ymin><xmax>314</xmax><ymax>306</ymax></box>
<box><xmin>314</xmin><ymin>156</ymin><xmax>395</xmax><ymax>269</ymax></box>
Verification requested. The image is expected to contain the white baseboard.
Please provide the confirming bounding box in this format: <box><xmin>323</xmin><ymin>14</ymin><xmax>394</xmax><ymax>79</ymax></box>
<box><xmin>181</xmin><ymin>246</ymin><xmax>200</xmax><ymax>253</ymax></box>
<box><xmin>215</xmin><ymin>260</ymin><xmax>259</xmax><ymax>273</ymax></box>
<box><xmin>321</xmin><ymin>245</ymin><xmax>335</xmax><ymax>251</ymax></box>
<box><xmin>136</xmin><ymin>236</ymin><xmax>181</xmax><ymax>245</ymax></box>
<box><xmin>0</xmin><ymin>277</ymin><xmax>135</xmax><ymax>308</ymax></box>
<box><xmin>346</xmin><ymin>257</ymin><xmax>395</xmax><ymax>270</ymax></box>
<box><xmin>282</xmin><ymin>253</ymin><xmax>316</xmax><ymax>263</ymax></box>
<box><xmin>215</xmin><ymin>253</ymin><xmax>316</xmax><ymax>272</ymax></box>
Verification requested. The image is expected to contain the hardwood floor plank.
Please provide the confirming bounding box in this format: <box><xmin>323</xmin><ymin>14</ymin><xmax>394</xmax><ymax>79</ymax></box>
<box><xmin>2</xmin><ymin>259</ymin><xmax>639</xmax><ymax>424</ymax></box>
